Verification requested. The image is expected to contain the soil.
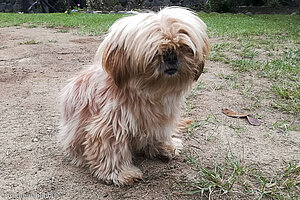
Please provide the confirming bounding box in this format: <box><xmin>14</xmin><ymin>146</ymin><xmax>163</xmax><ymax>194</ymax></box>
<box><xmin>0</xmin><ymin>27</ymin><xmax>299</xmax><ymax>200</ymax></box>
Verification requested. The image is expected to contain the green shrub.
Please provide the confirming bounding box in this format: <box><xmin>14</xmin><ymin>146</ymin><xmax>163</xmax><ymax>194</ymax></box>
<box><xmin>205</xmin><ymin>0</ymin><xmax>241</xmax><ymax>13</ymax></box>
<box><xmin>243</xmin><ymin>0</ymin><xmax>298</xmax><ymax>6</ymax></box>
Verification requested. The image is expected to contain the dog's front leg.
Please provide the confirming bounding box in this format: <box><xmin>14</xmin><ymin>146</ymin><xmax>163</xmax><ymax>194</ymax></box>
<box><xmin>83</xmin><ymin>134</ymin><xmax>142</xmax><ymax>186</ymax></box>
<box><xmin>142</xmin><ymin>132</ymin><xmax>183</xmax><ymax>162</ymax></box>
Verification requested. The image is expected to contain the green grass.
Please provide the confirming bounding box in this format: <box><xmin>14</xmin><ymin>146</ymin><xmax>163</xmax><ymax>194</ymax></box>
<box><xmin>48</xmin><ymin>39</ymin><xmax>57</xmax><ymax>43</ymax></box>
<box><xmin>178</xmin><ymin>149</ymin><xmax>248</xmax><ymax>199</ymax></box>
<box><xmin>178</xmin><ymin>149</ymin><xmax>300</xmax><ymax>199</ymax></box>
<box><xmin>272</xmin><ymin>120</ymin><xmax>300</xmax><ymax>136</ymax></box>
<box><xmin>0</xmin><ymin>13</ymin><xmax>124</xmax><ymax>35</ymax></box>
<box><xmin>232</xmin><ymin>59</ymin><xmax>261</xmax><ymax>72</ymax></box>
<box><xmin>1</xmin><ymin>12</ymin><xmax>299</xmax><ymax>39</ymax></box>
<box><xmin>18</xmin><ymin>39</ymin><xmax>41</xmax><ymax>45</ymax></box>
<box><xmin>199</xmin><ymin>13</ymin><xmax>300</xmax><ymax>42</ymax></box>
<box><xmin>253</xmin><ymin>160</ymin><xmax>300</xmax><ymax>199</ymax></box>
<box><xmin>202</xmin><ymin>13</ymin><xmax>300</xmax><ymax>115</ymax></box>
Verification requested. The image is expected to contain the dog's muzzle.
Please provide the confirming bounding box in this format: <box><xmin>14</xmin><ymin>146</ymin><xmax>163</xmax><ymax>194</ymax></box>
<box><xmin>163</xmin><ymin>51</ymin><xmax>178</xmax><ymax>75</ymax></box>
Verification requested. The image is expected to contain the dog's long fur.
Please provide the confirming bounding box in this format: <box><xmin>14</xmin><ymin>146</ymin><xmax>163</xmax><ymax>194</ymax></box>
<box><xmin>59</xmin><ymin>7</ymin><xmax>209</xmax><ymax>186</ymax></box>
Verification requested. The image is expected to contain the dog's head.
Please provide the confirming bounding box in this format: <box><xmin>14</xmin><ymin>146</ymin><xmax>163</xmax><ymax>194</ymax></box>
<box><xmin>96</xmin><ymin>7</ymin><xmax>209</xmax><ymax>94</ymax></box>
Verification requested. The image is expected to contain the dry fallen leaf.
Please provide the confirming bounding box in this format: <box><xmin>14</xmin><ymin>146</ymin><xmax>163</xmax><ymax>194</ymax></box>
<box><xmin>247</xmin><ymin>115</ymin><xmax>261</xmax><ymax>126</ymax></box>
<box><xmin>222</xmin><ymin>108</ymin><xmax>261</xmax><ymax>126</ymax></box>
<box><xmin>221</xmin><ymin>108</ymin><xmax>248</xmax><ymax>118</ymax></box>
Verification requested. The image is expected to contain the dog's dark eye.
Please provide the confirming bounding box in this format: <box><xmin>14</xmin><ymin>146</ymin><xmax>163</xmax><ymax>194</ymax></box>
<box><xmin>179</xmin><ymin>45</ymin><xmax>194</xmax><ymax>56</ymax></box>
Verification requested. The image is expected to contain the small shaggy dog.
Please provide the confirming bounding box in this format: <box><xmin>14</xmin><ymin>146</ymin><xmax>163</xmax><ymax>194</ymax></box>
<box><xmin>59</xmin><ymin>7</ymin><xmax>209</xmax><ymax>186</ymax></box>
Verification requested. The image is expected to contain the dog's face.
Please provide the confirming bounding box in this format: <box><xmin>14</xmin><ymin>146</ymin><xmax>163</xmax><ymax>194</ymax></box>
<box><xmin>96</xmin><ymin>7</ymin><xmax>209</xmax><ymax>94</ymax></box>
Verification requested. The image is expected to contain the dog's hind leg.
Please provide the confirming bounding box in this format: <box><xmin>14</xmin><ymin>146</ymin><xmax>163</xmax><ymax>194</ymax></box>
<box><xmin>83</xmin><ymin>131</ymin><xmax>143</xmax><ymax>186</ymax></box>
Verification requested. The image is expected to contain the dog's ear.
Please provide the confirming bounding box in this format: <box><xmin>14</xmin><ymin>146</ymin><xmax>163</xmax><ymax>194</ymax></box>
<box><xmin>194</xmin><ymin>38</ymin><xmax>210</xmax><ymax>81</ymax></box>
<box><xmin>194</xmin><ymin>61</ymin><xmax>204</xmax><ymax>81</ymax></box>
<box><xmin>102</xmin><ymin>46</ymin><xmax>129</xmax><ymax>88</ymax></box>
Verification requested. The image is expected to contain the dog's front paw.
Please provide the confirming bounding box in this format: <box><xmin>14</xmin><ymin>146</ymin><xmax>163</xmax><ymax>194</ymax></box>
<box><xmin>97</xmin><ymin>165</ymin><xmax>143</xmax><ymax>186</ymax></box>
<box><xmin>156</xmin><ymin>147</ymin><xmax>173</xmax><ymax>162</ymax></box>
<box><xmin>116</xmin><ymin>165</ymin><xmax>143</xmax><ymax>186</ymax></box>
<box><xmin>156</xmin><ymin>138</ymin><xmax>183</xmax><ymax>162</ymax></box>
<box><xmin>171</xmin><ymin>137</ymin><xmax>183</xmax><ymax>156</ymax></box>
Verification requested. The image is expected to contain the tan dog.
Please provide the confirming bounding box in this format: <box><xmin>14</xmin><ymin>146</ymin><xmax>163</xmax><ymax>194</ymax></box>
<box><xmin>59</xmin><ymin>7</ymin><xmax>209</xmax><ymax>186</ymax></box>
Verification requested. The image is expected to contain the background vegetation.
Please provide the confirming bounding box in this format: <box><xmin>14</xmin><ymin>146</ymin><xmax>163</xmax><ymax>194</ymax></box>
<box><xmin>203</xmin><ymin>0</ymin><xmax>299</xmax><ymax>12</ymax></box>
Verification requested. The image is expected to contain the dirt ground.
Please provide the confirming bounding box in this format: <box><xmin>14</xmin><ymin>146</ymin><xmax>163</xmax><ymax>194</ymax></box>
<box><xmin>0</xmin><ymin>27</ymin><xmax>299</xmax><ymax>200</ymax></box>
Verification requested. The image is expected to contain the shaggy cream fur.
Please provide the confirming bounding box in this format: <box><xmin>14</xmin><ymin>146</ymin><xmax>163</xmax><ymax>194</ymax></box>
<box><xmin>59</xmin><ymin>7</ymin><xmax>209</xmax><ymax>186</ymax></box>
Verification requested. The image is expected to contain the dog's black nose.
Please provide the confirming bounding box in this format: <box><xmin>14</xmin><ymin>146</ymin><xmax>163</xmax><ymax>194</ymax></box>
<box><xmin>163</xmin><ymin>51</ymin><xmax>177</xmax><ymax>65</ymax></box>
<box><xmin>163</xmin><ymin>51</ymin><xmax>178</xmax><ymax>75</ymax></box>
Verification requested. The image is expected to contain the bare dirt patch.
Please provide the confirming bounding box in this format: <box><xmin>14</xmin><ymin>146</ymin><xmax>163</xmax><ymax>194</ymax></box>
<box><xmin>0</xmin><ymin>27</ymin><xmax>299</xmax><ymax>200</ymax></box>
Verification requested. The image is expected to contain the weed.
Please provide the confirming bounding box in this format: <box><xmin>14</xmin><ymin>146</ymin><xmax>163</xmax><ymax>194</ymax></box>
<box><xmin>185</xmin><ymin>100</ymin><xmax>193</xmax><ymax>114</ymax></box>
<box><xmin>190</xmin><ymin>80</ymin><xmax>206</xmax><ymax>95</ymax></box>
<box><xmin>240</xmin><ymin>47</ymin><xmax>258</xmax><ymax>59</ymax></box>
<box><xmin>254</xmin><ymin>160</ymin><xmax>300</xmax><ymax>199</ymax></box>
<box><xmin>209</xmin><ymin>51</ymin><xmax>229</xmax><ymax>63</ymax></box>
<box><xmin>232</xmin><ymin>59</ymin><xmax>261</xmax><ymax>72</ymax></box>
<box><xmin>229</xmin><ymin>124</ymin><xmax>245</xmax><ymax>134</ymax></box>
<box><xmin>57</xmin><ymin>29</ymin><xmax>69</xmax><ymax>33</ymax></box>
<box><xmin>179</xmin><ymin>150</ymin><xmax>300</xmax><ymax>199</ymax></box>
<box><xmin>179</xmin><ymin>149</ymin><xmax>247</xmax><ymax>199</ymax></box>
<box><xmin>272</xmin><ymin>120</ymin><xmax>299</xmax><ymax>135</ymax></box>
<box><xmin>48</xmin><ymin>39</ymin><xmax>57</xmax><ymax>43</ymax></box>
<box><xmin>185</xmin><ymin>80</ymin><xmax>206</xmax><ymax>109</ymax></box>
<box><xmin>18</xmin><ymin>40</ymin><xmax>41</xmax><ymax>45</ymax></box>
<box><xmin>188</xmin><ymin>120</ymin><xmax>205</xmax><ymax>134</ymax></box>
<box><xmin>25</xmin><ymin>24</ymin><xmax>37</xmax><ymax>28</ymax></box>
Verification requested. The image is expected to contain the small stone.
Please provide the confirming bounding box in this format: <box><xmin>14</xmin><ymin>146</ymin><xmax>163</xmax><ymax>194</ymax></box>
<box><xmin>103</xmin><ymin>193</ymin><xmax>109</xmax><ymax>198</ymax></box>
<box><xmin>32</xmin><ymin>138</ymin><xmax>38</xmax><ymax>142</ymax></box>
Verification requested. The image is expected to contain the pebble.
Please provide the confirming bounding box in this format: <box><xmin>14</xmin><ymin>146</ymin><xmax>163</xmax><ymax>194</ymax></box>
<box><xmin>103</xmin><ymin>193</ymin><xmax>108</xmax><ymax>198</ymax></box>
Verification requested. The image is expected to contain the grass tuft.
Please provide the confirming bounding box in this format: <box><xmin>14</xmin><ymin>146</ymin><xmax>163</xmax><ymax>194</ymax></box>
<box><xmin>179</xmin><ymin>150</ymin><xmax>248</xmax><ymax>199</ymax></box>
<box><xmin>178</xmin><ymin>150</ymin><xmax>300</xmax><ymax>199</ymax></box>
<box><xmin>18</xmin><ymin>40</ymin><xmax>41</xmax><ymax>45</ymax></box>
<box><xmin>254</xmin><ymin>160</ymin><xmax>300</xmax><ymax>199</ymax></box>
<box><xmin>232</xmin><ymin>59</ymin><xmax>261</xmax><ymax>72</ymax></box>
